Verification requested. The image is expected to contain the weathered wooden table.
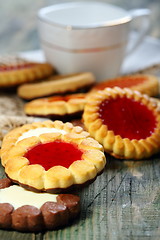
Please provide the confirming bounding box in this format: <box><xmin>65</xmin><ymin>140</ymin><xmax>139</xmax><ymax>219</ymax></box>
<box><xmin>0</xmin><ymin>90</ymin><xmax>159</xmax><ymax>240</ymax></box>
<box><xmin>0</xmin><ymin>145</ymin><xmax>159</xmax><ymax>239</ymax></box>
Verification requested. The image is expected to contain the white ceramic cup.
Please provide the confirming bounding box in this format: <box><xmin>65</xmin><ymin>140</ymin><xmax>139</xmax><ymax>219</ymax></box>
<box><xmin>38</xmin><ymin>1</ymin><xmax>150</xmax><ymax>81</ymax></box>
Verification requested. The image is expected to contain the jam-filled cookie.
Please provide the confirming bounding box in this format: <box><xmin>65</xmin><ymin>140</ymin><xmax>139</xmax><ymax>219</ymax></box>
<box><xmin>1</xmin><ymin>120</ymin><xmax>106</xmax><ymax>193</ymax></box>
<box><xmin>17</xmin><ymin>72</ymin><xmax>95</xmax><ymax>100</ymax></box>
<box><xmin>24</xmin><ymin>93</ymin><xmax>87</xmax><ymax>120</ymax></box>
<box><xmin>83</xmin><ymin>87</ymin><xmax>160</xmax><ymax>159</ymax></box>
<box><xmin>0</xmin><ymin>178</ymin><xmax>80</xmax><ymax>232</ymax></box>
<box><xmin>0</xmin><ymin>56</ymin><xmax>54</xmax><ymax>87</ymax></box>
<box><xmin>90</xmin><ymin>74</ymin><xmax>159</xmax><ymax>97</ymax></box>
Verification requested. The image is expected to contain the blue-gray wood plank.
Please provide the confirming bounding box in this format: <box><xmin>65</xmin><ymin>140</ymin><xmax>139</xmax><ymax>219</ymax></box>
<box><xmin>0</xmin><ymin>155</ymin><xmax>159</xmax><ymax>240</ymax></box>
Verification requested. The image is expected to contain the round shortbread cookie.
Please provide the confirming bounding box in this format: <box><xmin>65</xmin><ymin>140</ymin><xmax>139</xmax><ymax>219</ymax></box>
<box><xmin>1</xmin><ymin>120</ymin><xmax>106</xmax><ymax>193</ymax></box>
<box><xmin>0</xmin><ymin>178</ymin><xmax>80</xmax><ymax>232</ymax></box>
<box><xmin>0</xmin><ymin>55</ymin><xmax>54</xmax><ymax>87</ymax></box>
<box><xmin>24</xmin><ymin>93</ymin><xmax>87</xmax><ymax>121</ymax></box>
<box><xmin>83</xmin><ymin>87</ymin><xmax>160</xmax><ymax>159</ymax></box>
<box><xmin>90</xmin><ymin>74</ymin><xmax>159</xmax><ymax>97</ymax></box>
<box><xmin>17</xmin><ymin>72</ymin><xmax>95</xmax><ymax>100</ymax></box>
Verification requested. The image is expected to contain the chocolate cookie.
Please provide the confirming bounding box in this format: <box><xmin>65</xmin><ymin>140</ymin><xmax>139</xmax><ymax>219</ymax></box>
<box><xmin>0</xmin><ymin>178</ymin><xmax>80</xmax><ymax>232</ymax></box>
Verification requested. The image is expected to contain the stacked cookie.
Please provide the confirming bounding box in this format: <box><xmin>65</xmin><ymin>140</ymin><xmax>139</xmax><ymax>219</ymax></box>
<box><xmin>0</xmin><ymin>120</ymin><xmax>106</xmax><ymax>232</ymax></box>
<box><xmin>0</xmin><ymin>56</ymin><xmax>97</xmax><ymax>232</ymax></box>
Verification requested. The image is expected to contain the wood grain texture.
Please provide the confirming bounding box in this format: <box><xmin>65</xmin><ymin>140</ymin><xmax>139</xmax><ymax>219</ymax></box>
<box><xmin>0</xmin><ymin>154</ymin><xmax>159</xmax><ymax>240</ymax></box>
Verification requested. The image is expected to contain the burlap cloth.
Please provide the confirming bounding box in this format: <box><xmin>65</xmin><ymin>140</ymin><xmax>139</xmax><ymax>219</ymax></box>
<box><xmin>0</xmin><ymin>90</ymin><xmax>35</xmax><ymax>146</ymax></box>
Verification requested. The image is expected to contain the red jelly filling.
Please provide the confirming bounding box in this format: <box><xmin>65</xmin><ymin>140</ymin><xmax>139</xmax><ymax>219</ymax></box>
<box><xmin>45</xmin><ymin>95</ymin><xmax>84</xmax><ymax>102</ymax></box>
<box><xmin>95</xmin><ymin>76</ymin><xmax>146</xmax><ymax>90</ymax></box>
<box><xmin>0</xmin><ymin>63</ymin><xmax>34</xmax><ymax>72</ymax></box>
<box><xmin>98</xmin><ymin>96</ymin><xmax>156</xmax><ymax>140</ymax></box>
<box><xmin>24</xmin><ymin>140</ymin><xmax>83</xmax><ymax>170</ymax></box>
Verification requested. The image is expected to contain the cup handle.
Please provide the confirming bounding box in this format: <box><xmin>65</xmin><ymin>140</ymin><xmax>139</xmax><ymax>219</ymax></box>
<box><xmin>126</xmin><ymin>9</ymin><xmax>150</xmax><ymax>55</ymax></box>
